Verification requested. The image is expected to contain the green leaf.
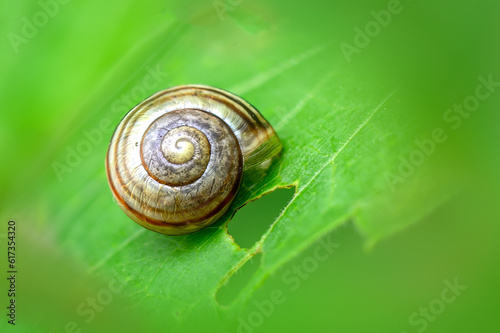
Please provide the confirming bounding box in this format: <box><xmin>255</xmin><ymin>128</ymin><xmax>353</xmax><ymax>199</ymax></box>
<box><xmin>2</xmin><ymin>0</ymin><xmax>497</xmax><ymax>332</ymax></box>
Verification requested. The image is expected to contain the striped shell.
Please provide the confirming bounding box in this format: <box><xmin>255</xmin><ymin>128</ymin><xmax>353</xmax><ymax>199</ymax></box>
<box><xmin>106</xmin><ymin>85</ymin><xmax>281</xmax><ymax>235</ymax></box>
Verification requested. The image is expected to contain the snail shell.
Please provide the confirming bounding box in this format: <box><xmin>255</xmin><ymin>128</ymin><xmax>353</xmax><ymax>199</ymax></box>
<box><xmin>106</xmin><ymin>85</ymin><xmax>281</xmax><ymax>235</ymax></box>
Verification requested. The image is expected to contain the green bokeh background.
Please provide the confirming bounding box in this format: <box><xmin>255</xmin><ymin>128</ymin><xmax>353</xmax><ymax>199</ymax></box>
<box><xmin>1</xmin><ymin>0</ymin><xmax>499</xmax><ymax>332</ymax></box>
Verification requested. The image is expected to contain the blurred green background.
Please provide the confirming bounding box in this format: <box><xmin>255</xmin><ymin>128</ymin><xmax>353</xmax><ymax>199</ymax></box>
<box><xmin>1</xmin><ymin>0</ymin><xmax>499</xmax><ymax>332</ymax></box>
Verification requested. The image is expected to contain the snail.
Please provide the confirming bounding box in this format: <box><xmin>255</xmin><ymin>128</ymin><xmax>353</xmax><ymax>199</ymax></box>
<box><xmin>106</xmin><ymin>85</ymin><xmax>282</xmax><ymax>235</ymax></box>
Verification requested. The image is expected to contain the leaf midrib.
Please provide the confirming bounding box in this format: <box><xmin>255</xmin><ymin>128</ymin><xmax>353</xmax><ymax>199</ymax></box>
<box><xmin>225</xmin><ymin>89</ymin><xmax>396</xmax><ymax>304</ymax></box>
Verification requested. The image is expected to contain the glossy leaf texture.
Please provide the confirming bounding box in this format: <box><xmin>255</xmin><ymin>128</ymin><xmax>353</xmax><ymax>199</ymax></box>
<box><xmin>1</xmin><ymin>0</ymin><xmax>499</xmax><ymax>332</ymax></box>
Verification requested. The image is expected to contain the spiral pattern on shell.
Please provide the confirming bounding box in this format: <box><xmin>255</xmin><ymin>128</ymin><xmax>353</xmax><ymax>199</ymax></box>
<box><xmin>106</xmin><ymin>85</ymin><xmax>281</xmax><ymax>235</ymax></box>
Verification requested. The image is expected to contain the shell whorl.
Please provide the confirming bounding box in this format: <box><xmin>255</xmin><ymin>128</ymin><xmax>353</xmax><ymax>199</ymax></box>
<box><xmin>106</xmin><ymin>85</ymin><xmax>281</xmax><ymax>235</ymax></box>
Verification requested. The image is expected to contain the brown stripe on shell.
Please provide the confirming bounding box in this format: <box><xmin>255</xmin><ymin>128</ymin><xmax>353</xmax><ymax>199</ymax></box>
<box><xmin>105</xmin><ymin>85</ymin><xmax>281</xmax><ymax>235</ymax></box>
<box><xmin>109</xmin><ymin>110</ymin><xmax>242</xmax><ymax>225</ymax></box>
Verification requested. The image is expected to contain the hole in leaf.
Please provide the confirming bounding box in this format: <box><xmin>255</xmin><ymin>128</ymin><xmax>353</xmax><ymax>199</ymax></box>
<box><xmin>216</xmin><ymin>253</ymin><xmax>262</xmax><ymax>306</ymax></box>
<box><xmin>228</xmin><ymin>187</ymin><xmax>295</xmax><ymax>249</ymax></box>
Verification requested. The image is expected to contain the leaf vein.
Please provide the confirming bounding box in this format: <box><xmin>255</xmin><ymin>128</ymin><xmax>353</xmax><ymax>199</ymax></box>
<box><xmin>253</xmin><ymin>89</ymin><xmax>396</xmax><ymax>250</ymax></box>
